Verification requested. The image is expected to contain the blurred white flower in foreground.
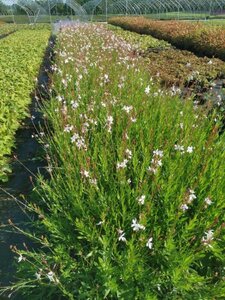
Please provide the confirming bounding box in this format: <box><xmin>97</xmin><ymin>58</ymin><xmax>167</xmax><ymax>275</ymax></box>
<box><xmin>146</xmin><ymin>237</ymin><xmax>153</xmax><ymax>249</ymax></box>
<box><xmin>131</xmin><ymin>218</ymin><xmax>145</xmax><ymax>231</ymax></box>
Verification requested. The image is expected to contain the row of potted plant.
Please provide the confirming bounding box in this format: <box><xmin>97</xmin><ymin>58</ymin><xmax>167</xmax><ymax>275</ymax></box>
<box><xmin>109</xmin><ymin>17</ymin><xmax>225</xmax><ymax>61</ymax></box>
<box><xmin>0</xmin><ymin>28</ymin><xmax>50</xmax><ymax>181</ymax></box>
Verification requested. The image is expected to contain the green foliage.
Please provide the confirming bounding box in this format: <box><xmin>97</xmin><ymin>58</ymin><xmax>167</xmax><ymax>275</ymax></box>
<box><xmin>0</xmin><ymin>28</ymin><xmax>50</xmax><ymax>181</ymax></box>
<box><xmin>108</xmin><ymin>17</ymin><xmax>225</xmax><ymax>61</ymax></box>
<box><xmin>108</xmin><ymin>24</ymin><xmax>170</xmax><ymax>51</ymax></box>
<box><xmin>6</xmin><ymin>24</ymin><xmax>225</xmax><ymax>299</ymax></box>
<box><xmin>108</xmin><ymin>24</ymin><xmax>225</xmax><ymax>91</ymax></box>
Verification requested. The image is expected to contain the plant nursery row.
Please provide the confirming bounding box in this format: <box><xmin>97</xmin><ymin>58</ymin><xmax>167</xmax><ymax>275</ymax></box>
<box><xmin>0</xmin><ymin>27</ymin><xmax>50</xmax><ymax>182</ymax></box>
<box><xmin>0</xmin><ymin>23</ymin><xmax>50</xmax><ymax>37</ymax></box>
<box><xmin>109</xmin><ymin>17</ymin><xmax>225</xmax><ymax>61</ymax></box>
<box><xmin>109</xmin><ymin>24</ymin><xmax>225</xmax><ymax>102</ymax></box>
<box><xmin>6</xmin><ymin>23</ymin><xmax>225</xmax><ymax>299</ymax></box>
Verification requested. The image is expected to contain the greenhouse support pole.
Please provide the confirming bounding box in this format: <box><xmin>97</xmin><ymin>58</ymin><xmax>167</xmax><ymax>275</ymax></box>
<box><xmin>47</xmin><ymin>0</ymin><xmax>52</xmax><ymax>24</ymax></box>
<box><xmin>11</xmin><ymin>7</ymin><xmax>15</xmax><ymax>24</ymax></box>
<box><xmin>106</xmin><ymin>0</ymin><xmax>108</xmax><ymax>22</ymax></box>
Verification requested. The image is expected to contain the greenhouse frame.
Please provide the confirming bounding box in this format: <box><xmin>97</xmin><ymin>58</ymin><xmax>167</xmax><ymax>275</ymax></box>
<box><xmin>0</xmin><ymin>0</ymin><xmax>225</xmax><ymax>22</ymax></box>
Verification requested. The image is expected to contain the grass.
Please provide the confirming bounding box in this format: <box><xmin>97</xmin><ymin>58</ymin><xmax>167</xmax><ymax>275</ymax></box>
<box><xmin>3</xmin><ymin>22</ymin><xmax>225</xmax><ymax>299</ymax></box>
<box><xmin>0</xmin><ymin>27</ymin><xmax>50</xmax><ymax>182</ymax></box>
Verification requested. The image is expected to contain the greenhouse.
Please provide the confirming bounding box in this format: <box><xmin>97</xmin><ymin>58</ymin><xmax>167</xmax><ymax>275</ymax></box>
<box><xmin>0</xmin><ymin>0</ymin><xmax>225</xmax><ymax>23</ymax></box>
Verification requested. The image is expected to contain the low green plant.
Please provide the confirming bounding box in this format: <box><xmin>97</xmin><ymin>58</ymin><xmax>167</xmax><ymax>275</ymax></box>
<box><xmin>0</xmin><ymin>28</ymin><xmax>50</xmax><ymax>181</ymax></box>
<box><xmin>108</xmin><ymin>24</ymin><xmax>225</xmax><ymax>110</ymax></box>
<box><xmin>108</xmin><ymin>17</ymin><xmax>225</xmax><ymax>61</ymax></box>
<box><xmin>0</xmin><ymin>23</ymin><xmax>50</xmax><ymax>37</ymax></box>
<box><xmin>108</xmin><ymin>24</ymin><xmax>170</xmax><ymax>51</ymax></box>
<box><xmin>4</xmin><ymin>23</ymin><xmax>225</xmax><ymax>299</ymax></box>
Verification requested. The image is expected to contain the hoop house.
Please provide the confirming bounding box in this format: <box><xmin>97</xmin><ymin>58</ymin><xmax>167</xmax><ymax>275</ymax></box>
<box><xmin>46</xmin><ymin>0</ymin><xmax>87</xmax><ymax>21</ymax></box>
<box><xmin>106</xmin><ymin>0</ymin><xmax>225</xmax><ymax>16</ymax></box>
<box><xmin>1</xmin><ymin>0</ymin><xmax>48</xmax><ymax>23</ymax></box>
<box><xmin>0</xmin><ymin>0</ymin><xmax>225</xmax><ymax>23</ymax></box>
<box><xmin>0</xmin><ymin>0</ymin><xmax>87</xmax><ymax>23</ymax></box>
<box><xmin>84</xmin><ymin>0</ymin><xmax>225</xmax><ymax>18</ymax></box>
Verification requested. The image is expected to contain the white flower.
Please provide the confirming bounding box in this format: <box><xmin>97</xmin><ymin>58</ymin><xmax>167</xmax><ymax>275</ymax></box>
<box><xmin>137</xmin><ymin>195</ymin><xmax>145</xmax><ymax>205</ymax></box>
<box><xmin>35</xmin><ymin>272</ymin><xmax>41</xmax><ymax>280</ymax></box>
<box><xmin>147</xmin><ymin>166</ymin><xmax>157</xmax><ymax>174</ymax></box>
<box><xmin>18</xmin><ymin>254</ymin><xmax>24</xmax><ymax>263</ymax></box>
<box><xmin>70</xmin><ymin>133</ymin><xmax>87</xmax><ymax>150</ymax></box>
<box><xmin>217</xmin><ymin>95</ymin><xmax>222</xmax><ymax>106</ymax></box>
<box><xmin>71</xmin><ymin>101</ymin><xmax>79</xmax><ymax>109</ymax></box>
<box><xmin>107</xmin><ymin>115</ymin><xmax>113</xmax><ymax>125</ymax></box>
<box><xmin>188</xmin><ymin>192</ymin><xmax>197</xmax><ymax>203</ymax></box>
<box><xmin>146</xmin><ymin>237</ymin><xmax>153</xmax><ymax>249</ymax></box>
<box><xmin>96</xmin><ymin>221</ymin><xmax>104</xmax><ymax>226</ymax></box>
<box><xmin>76</xmin><ymin>138</ymin><xmax>87</xmax><ymax>150</ymax></box>
<box><xmin>153</xmin><ymin>149</ymin><xmax>163</xmax><ymax>157</ymax></box>
<box><xmin>204</xmin><ymin>197</ymin><xmax>213</xmax><ymax>206</ymax></box>
<box><xmin>125</xmin><ymin>149</ymin><xmax>132</xmax><ymax>159</ymax></box>
<box><xmin>89</xmin><ymin>178</ymin><xmax>97</xmax><ymax>186</ymax></box>
<box><xmin>171</xmin><ymin>85</ymin><xmax>181</xmax><ymax>95</ymax></box>
<box><xmin>117</xmin><ymin>159</ymin><xmax>128</xmax><ymax>169</ymax></box>
<box><xmin>47</xmin><ymin>271</ymin><xmax>55</xmax><ymax>282</ymax></box>
<box><xmin>131</xmin><ymin>218</ymin><xmax>145</xmax><ymax>231</ymax></box>
<box><xmin>157</xmin><ymin>160</ymin><xmax>162</xmax><ymax>167</ymax></box>
<box><xmin>208</xmin><ymin>60</ymin><xmax>213</xmax><ymax>65</ymax></box>
<box><xmin>104</xmin><ymin>74</ymin><xmax>109</xmax><ymax>83</ymax></box>
<box><xmin>56</xmin><ymin>95</ymin><xmax>63</xmax><ymax>102</ymax></box>
<box><xmin>71</xmin><ymin>133</ymin><xmax>79</xmax><ymax>143</ymax></box>
<box><xmin>122</xmin><ymin>105</ymin><xmax>133</xmax><ymax>114</ymax></box>
<box><xmin>174</xmin><ymin>144</ymin><xmax>184</xmax><ymax>152</ymax></box>
<box><xmin>180</xmin><ymin>204</ymin><xmax>189</xmax><ymax>211</ymax></box>
<box><xmin>118</xmin><ymin>230</ymin><xmax>127</xmax><ymax>242</ymax></box>
<box><xmin>145</xmin><ymin>85</ymin><xmax>150</xmax><ymax>95</ymax></box>
<box><xmin>187</xmin><ymin>146</ymin><xmax>194</xmax><ymax>153</ymax></box>
<box><xmin>202</xmin><ymin>230</ymin><xmax>214</xmax><ymax>247</ymax></box>
<box><xmin>81</xmin><ymin>170</ymin><xmax>89</xmax><ymax>178</ymax></box>
<box><xmin>62</xmin><ymin>78</ymin><xmax>67</xmax><ymax>87</ymax></box>
<box><xmin>64</xmin><ymin>124</ymin><xmax>74</xmax><ymax>132</ymax></box>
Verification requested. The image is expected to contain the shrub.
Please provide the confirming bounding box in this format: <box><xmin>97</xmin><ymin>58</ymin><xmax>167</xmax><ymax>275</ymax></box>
<box><xmin>0</xmin><ymin>28</ymin><xmax>50</xmax><ymax>181</ymax></box>
<box><xmin>108</xmin><ymin>17</ymin><xmax>225</xmax><ymax>61</ymax></box>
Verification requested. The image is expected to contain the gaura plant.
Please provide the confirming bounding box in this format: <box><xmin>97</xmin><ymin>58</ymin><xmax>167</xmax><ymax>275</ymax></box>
<box><xmin>5</xmin><ymin>23</ymin><xmax>225</xmax><ymax>299</ymax></box>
